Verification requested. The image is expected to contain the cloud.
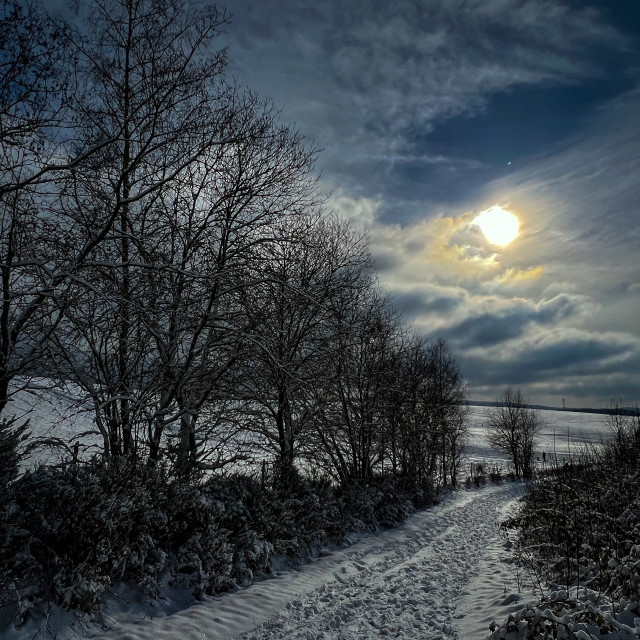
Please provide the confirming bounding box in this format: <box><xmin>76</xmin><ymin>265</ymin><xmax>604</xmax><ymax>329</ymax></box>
<box><xmin>462</xmin><ymin>328</ymin><xmax>640</xmax><ymax>389</ymax></box>
<box><xmin>223</xmin><ymin>1</ymin><xmax>638</xmax><ymax>406</ymax></box>
<box><xmin>324</xmin><ymin>0</ymin><xmax>622</xmax><ymax>135</ymax></box>
<box><xmin>327</xmin><ymin>190</ymin><xmax>380</xmax><ymax>228</ymax></box>
<box><xmin>439</xmin><ymin>294</ymin><xmax>597</xmax><ymax>349</ymax></box>
<box><xmin>353</xmin><ymin>205</ymin><xmax>544</xmax><ymax>296</ymax></box>
<box><xmin>391</xmin><ymin>290</ymin><xmax>465</xmax><ymax>320</ymax></box>
<box><xmin>443</xmin><ymin>312</ymin><xmax>530</xmax><ymax>348</ymax></box>
<box><xmin>478</xmin><ymin>87</ymin><xmax>640</xmax><ymax>332</ymax></box>
<box><xmin>497</xmin><ymin>266</ymin><xmax>544</xmax><ymax>284</ymax></box>
<box><xmin>329</xmin><ymin>82</ymin><xmax>640</xmax><ymax>404</ymax></box>
<box><xmin>224</xmin><ymin>0</ymin><xmax>627</xmax><ymax>200</ymax></box>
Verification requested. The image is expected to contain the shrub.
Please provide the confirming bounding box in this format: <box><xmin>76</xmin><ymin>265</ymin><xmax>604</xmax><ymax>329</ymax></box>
<box><xmin>0</xmin><ymin>417</ymin><xmax>29</xmax><ymax>494</ymax></box>
<box><xmin>0</xmin><ymin>456</ymin><xmax>439</xmax><ymax>624</ymax></box>
<box><xmin>498</xmin><ymin>422</ymin><xmax>640</xmax><ymax>634</ymax></box>
<box><xmin>1</xmin><ymin>459</ymin><xmax>169</xmax><ymax>612</ymax></box>
<box><xmin>337</xmin><ymin>476</ymin><xmax>421</xmax><ymax>531</ymax></box>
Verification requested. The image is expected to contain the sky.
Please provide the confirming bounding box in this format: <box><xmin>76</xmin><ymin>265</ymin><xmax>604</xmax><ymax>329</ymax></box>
<box><xmin>217</xmin><ymin>0</ymin><xmax>640</xmax><ymax>408</ymax></box>
<box><xmin>38</xmin><ymin>0</ymin><xmax>638</xmax><ymax>409</ymax></box>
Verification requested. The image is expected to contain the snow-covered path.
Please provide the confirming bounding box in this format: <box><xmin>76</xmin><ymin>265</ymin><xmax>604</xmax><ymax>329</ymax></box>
<box><xmin>85</xmin><ymin>482</ymin><xmax>526</xmax><ymax>640</ymax></box>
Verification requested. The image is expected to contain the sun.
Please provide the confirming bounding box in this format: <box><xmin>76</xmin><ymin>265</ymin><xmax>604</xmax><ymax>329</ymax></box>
<box><xmin>474</xmin><ymin>206</ymin><xmax>519</xmax><ymax>246</ymax></box>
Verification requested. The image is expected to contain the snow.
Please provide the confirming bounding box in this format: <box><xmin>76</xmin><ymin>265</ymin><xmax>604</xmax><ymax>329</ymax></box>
<box><xmin>2</xmin><ymin>389</ymin><xmax>616</xmax><ymax>639</ymax></box>
<box><xmin>7</xmin><ymin>381</ymin><xmax>101</xmax><ymax>467</ymax></box>
<box><xmin>466</xmin><ymin>405</ymin><xmax>608</xmax><ymax>467</ymax></box>
<box><xmin>21</xmin><ymin>483</ymin><xmax>527</xmax><ymax>640</ymax></box>
<box><xmin>456</xmin><ymin>493</ymin><xmax>538</xmax><ymax>639</ymax></box>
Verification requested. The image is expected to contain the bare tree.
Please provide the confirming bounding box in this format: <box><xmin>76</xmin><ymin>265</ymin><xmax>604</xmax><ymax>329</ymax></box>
<box><xmin>604</xmin><ymin>397</ymin><xmax>640</xmax><ymax>465</ymax></box>
<box><xmin>605</xmin><ymin>397</ymin><xmax>635</xmax><ymax>442</ymax></box>
<box><xmin>0</xmin><ymin>0</ymin><xmax>228</xmax><ymax>418</ymax></box>
<box><xmin>54</xmin><ymin>0</ymin><xmax>231</xmax><ymax>459</ymax></box>
<box><xmin>44</xmin><ymin>0</ymin><xmax>320</xmax><ymax>471</ymax></box>
<box><xmin>487</xmin><ymin>388</ymin><xmax>541</xmax><ymax>477</ymax></box>
<box><xmin>0</xmin><ymin>0</ymin><xmax>75</xmax><ymax>414</ymax></box>
<box><xmin>426</xmin><ymin>339</ymin><xmax>467</xmax><ymax>486</ymax></box>
<box><xmin>308</xmin><ymin>286</ymin><xmax>402</xmax><ymax>483</ymax></box>
<box><xmin>140</xmin><ymin>95</ymin><xmax>320</xmax><ymax>475</ymax></box>
<box><xmin>1</xmin><ymin>0</ymin><xmax>473</xmax><ymax>491</ymax></box>
<box><xmin>383</xmin><ymin>334</ymin><xmax>429</xmax><ymax>482</ymax></box>
<box><xmin>238</xmin><ymin>213</ymin><xmax>370</xmax><ymax>480</ymax></box>
<box><xmin>384</xmin><ymin>336</ymin><xmax>466</xmax><ymax>488</ymax></box>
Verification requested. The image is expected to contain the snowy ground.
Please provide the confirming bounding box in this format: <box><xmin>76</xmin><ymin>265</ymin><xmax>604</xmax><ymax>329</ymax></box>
<box><xmin>466</xmin><ymin>405</ymin><xmax>609</xmax><ymax>469</ymax></box>
<box><xmin>3</xmin><ymin>388</ymin><xmax>614</xmax><ymax>639</ymax></box>
<box><xmin>15</xmin><ymin>482</ymin><xmax>527</xmax><ymax>640</ymax></box>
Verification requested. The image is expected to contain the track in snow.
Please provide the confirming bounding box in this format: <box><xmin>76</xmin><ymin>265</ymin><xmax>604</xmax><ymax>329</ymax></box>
<box><xmin>64</xmin><ymin>482</ymin><xmax>524</xmax><ymax>640</ymax></box>
<box><xmin>238</xmin><ymin>482</ymin><xmax>524</xmax><ymax>640</ymax></box>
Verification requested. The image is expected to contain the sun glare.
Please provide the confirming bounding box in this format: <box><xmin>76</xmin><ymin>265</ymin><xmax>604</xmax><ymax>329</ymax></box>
<box><xmin>474</xmin><ymin>206</ymin><xmax>519</xmax><ymax>246</ymax></box>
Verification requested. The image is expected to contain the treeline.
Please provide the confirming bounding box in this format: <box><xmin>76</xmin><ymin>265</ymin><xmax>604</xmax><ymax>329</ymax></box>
<box><xmin>1</xmin><ymin>0</ymin><xmax>466</xmax><ymax>487</ymax></box>
<box><xmin>0</xmin><ymin>0</ymin><xmax>469</xmax><ymax>618</ymax></box>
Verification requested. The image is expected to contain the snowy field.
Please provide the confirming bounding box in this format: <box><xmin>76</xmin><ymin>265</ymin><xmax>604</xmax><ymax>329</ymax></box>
<box><xmin>8</xmin><ymin>386</ymin><xmax>610</xmax><ymax>473</ymax></box>
<box><xmin>3</xmin><ymin>390</ymin><xmax>615</xmax><ymax>640</ymax></box>
<box><xmin>7</xmin><ymin>382</ymin><xmax>101</xmax><ymax>467</ymax></box>
<box><xmin>466</xmin><ymin>404</ymin><xmax>609</xmax><ymax>469</ymax></box>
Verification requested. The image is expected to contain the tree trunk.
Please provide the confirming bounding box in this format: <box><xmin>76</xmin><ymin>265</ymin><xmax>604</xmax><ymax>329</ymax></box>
<box><xmin>177</xmin><ymin>409</ymin><xmax>198</xmax><ymax>478</ymax></box>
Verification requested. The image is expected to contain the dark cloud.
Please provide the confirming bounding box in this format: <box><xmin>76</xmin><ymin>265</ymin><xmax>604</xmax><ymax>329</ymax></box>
<box><xmin>543</xmin><ymin>378</ymin><xmax>640</xmax><ymax>405</ymax></box>
<box><xmin>440</xmin><ymin>295</ymin><xmax>592</xmax><ymax>350</ymax></box>
<box><xmin>371</xmin><ymin>252</ymin><xmax>403</xmax><ymax>272</ymax></box>
<box><xmin>514</xmin><ymin>337</ymin><xmax>631</xmax><ymax>377</ymax></box>
<box><xmin>223</xmin><ymin>0</ymin><xmax>630</xmax><ymax>223</ymax></box>
<box><xmin>461</xmin><ymin>331</ymin><xmax>639</xmax><ymax>395</ymax></box>
<box><xmin>392</xmin><ymin>292</ymin><xmax>462</xmax><ymax>320</ymax></box>
<box><xmin>442</xmin><ymin>313</ymin><xmax>530</xmax><ymax>348</ymax></box>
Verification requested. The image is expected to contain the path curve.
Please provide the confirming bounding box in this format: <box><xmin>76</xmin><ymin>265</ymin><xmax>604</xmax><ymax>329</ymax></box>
<box><xmin>237</xmin><ymin>482</ymin><xmax>524</xmax><ymax>640</ymax></box>
<box><xmin>89</xmin><ymin>482</ymin><xmax>524</xmax><ymax>640</ymax></box>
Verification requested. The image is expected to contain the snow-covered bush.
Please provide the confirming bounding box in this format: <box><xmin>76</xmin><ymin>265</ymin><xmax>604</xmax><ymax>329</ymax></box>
<box><xmin>397</xmin><ymin>474</ymin><xmax>437</xmax><ymax>509</ymax></box>
<box><xmin>171</xmin><ymin>527</ymin><xmax>235</xmax><ymax>598</ymax></box>
<box><xmin>338</xmin><ymin>476</ymin><xmax>423</xmax><ymax>531</ymax></box>
<box><xmin>0</xmin><ymin>459</ymin><xmax>170</xmax><ymax>612</ymax></box>
<box><xmin>0</xmin><ymin>461</ymin><xmax>265</xmax><ymax>614</ymax></box>
<box><xmin>243</xmin><ymin>467</ymin><xmax>343</xmax><ymax>559</ymax></box>
<box><xmin>0</xmin><ymin>453</ymin><xmax>439</xmax><ymax>624</ymax></box>
<box><xmin>0</xmin><ymin>417</ymin><xmax>29</xmax><ymax>493</ymax></box>
<box><xmin>494</xmin><ymin>419</ymin><xmax>640</xmax><ymax>639</ymax></box>
<box><xmin>466</xmin><ymin>461</ymin><xmax>510</xmax><ymax>487</ymax></box>
<box><xmin>488</xmin><ymin>589</ymin><xmax>640</xmax><ymax>639</ymax></box>
<box><xmin>174</xmin><ymin>475</ymin><xmax>273</xmax><ymax>589</ymax></box>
